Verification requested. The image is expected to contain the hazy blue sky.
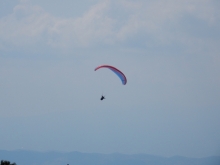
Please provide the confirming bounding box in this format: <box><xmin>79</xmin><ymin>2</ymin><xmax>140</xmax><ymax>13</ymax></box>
<box><xmin>0</xmin><ymin>0</ymin><xmax>220</xmax><ymax>158</ymax></box>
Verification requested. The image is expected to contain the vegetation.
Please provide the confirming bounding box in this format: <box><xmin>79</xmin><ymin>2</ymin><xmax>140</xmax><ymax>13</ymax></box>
<box><xmin>1</xmin><ymin>160</ymin><xmax>16</xmax><ymax>165</ymax></box>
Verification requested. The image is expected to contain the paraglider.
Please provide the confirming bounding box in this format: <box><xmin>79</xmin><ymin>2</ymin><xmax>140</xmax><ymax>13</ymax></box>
<box><xmin>94</xmin><ymin>65</ymin><xmax>127</xmax><ymax>85</ymax></box>
<box><xmin>95</xmin><ymin>65</ymin><xmax>127</xmax><ymax>100</ymax></box>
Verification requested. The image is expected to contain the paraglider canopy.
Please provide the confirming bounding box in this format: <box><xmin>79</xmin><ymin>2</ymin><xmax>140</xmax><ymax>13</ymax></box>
<box><xmin>94</xmin><ymin>65</ymin><xmax>127</xmax><ymax>85</ymax></box>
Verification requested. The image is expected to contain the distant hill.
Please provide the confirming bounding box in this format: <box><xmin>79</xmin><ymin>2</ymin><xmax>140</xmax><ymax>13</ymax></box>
<box><xmin>0</xmin><ymin>150</ymin><xmax>220</xmax><ymax>165</ymax></box>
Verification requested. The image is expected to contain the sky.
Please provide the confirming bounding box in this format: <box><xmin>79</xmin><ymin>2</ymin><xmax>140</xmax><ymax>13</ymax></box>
<box><xmin>0</xmin><ymin>0</ymin><xmax>220</xmax><ymax>158</ymax></box>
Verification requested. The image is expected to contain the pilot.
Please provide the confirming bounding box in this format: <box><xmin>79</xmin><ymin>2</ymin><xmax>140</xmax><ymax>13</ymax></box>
<box><xmin>100</xmin><ymin>95</ymin><xmax>105</xmax><ymax>100</ymax></box>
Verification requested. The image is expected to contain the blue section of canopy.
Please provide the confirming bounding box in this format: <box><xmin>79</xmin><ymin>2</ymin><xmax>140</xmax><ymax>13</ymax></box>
<box><xmin>109</xmin><ymin>68</ymin><xmax>126</xmax><ymax>85</ymax></box>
